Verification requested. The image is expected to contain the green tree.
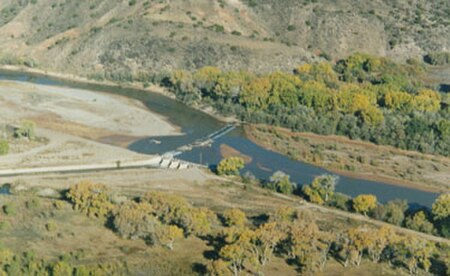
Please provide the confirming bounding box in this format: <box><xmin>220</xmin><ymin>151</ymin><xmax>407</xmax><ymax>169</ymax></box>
<box><xmin>302</xmin><ymin>174</ymin><xmax>338</xmax><ymax>204</ymax></box>
<box><xmin>352</xmin><ymin>194</ymin><xmax>377</xmax><ymax>216</ymax></box>
<box><xmin>311</xmin><ymin>174</ymin><xmax>338</xmax><ymax>202</ymax></box>
<box><xmin>405</xmin><ymin>211</ymin><xmax>435</xmax><ymax>234</ymax></box>
<box><xmin>216</xmin><ymin>157</ymin><xmax>245</xmax><ymax>176</ymax></box>
<box><xmin>432</xmin><ymin>193</ymin><xmax>450</xmax><ymax>221</ymax></box>
<box><xmin>372</xmin><ymin>199</ymin><xmax>408</xmax><ymax>226</ymax></box>
<box><xmin>268</xmin><ymin>171</ymin><xmax>295</xmax><ymax>194</ymax></box>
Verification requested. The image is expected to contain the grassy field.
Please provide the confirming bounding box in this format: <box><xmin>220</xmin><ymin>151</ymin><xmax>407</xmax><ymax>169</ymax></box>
<box><xmin>245</xmin><ymin>124</ymin><xmax>450</xmax><ymax>193</ymax></box>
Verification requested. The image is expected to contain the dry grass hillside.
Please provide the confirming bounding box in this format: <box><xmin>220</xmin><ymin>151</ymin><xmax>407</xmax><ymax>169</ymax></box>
<box><xmin>0</xmin><ymin>0</ymin><xmax>448</xmax><ymax>76</ymax></box>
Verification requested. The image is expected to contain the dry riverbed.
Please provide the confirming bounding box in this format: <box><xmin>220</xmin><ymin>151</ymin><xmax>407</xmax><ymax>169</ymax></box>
<box><xmin>0</xmin><ymin>80</ymin><xmax>181</xmax><ymax>169</ymax></box>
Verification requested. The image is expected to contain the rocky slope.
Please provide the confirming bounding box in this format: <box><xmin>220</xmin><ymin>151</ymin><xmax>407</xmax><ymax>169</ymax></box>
<box><xmin>0</xmin><ymin>0</ymin><xmax>449</xmax><ymax>75</ymax></box>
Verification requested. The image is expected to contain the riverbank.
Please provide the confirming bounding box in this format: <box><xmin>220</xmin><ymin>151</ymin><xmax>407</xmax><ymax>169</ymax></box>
<box><xmin>0</xmin><ymin>65</ymin><xmax>239</xmax><ymax>125</ymax></box>
<box><xmin>0</xmin><ymin>79</ymin><xmax>177</xmax><ymax>169</ymax></box>
<box><xmin>2</xmin><ymin>65</ymin><xmax>447</xmax><ymax>196</ymax></box>
<box><xmin>245</xmin><ymin>124</ymin><xmax>450</xmax><ymax>194</ymax></box>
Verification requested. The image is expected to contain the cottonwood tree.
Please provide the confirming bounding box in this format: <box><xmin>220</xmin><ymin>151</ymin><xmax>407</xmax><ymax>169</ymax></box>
<box><xmin>113</xmin><ymin>201</ymin><xmax>159</xmax><ymax>240</ymax></box>
<box><xmin>302</xmin><ymin>174</ymin><xmax>339</xmax><ymax>204</ymax></box>
<box><xmin>340</xmin><ymin>227</ymin><xmax>366</xmax><ymax>267</ymax></box>
<box><xmin>184</xmin><ymin>207</ymin><xmax>217</xmax><ymax>237</ymax></box>
<box><xmin>141</xmin><ymin>191</ymin><xmax>190</xmax><ymax>225</ymax></box>
<box><xmin>268</xmin><ymin>171</ymin><xmax>296</xmax><ymax>194</ymax></box>
<box><xmin>399</xmin><ymin>237</ymin><xmax>436</xmax><ymax>274</ymax></box>
<box><xmin>372</xmin><ymin>199</ymin><xmax>408</xmax><ymax>226</ymax></box>
<box><xmin>282</xmin><ymin>219</ymin><xmax>332</xmax><ymax>272</ymax></box>
<box><xmin>352</xmin><ymin>194</ymin><xmax>377</xmax><ymax>216</ymax></box>
<box><xmin>219</xmin><ymin>244</ymin><xmax>248</xmax><ymax>276</ymax></box>
<box><xmin>251</xmin><ymin>222</ymin><xmax>285</xmax><ymax>266</ymax></box>
<box><xmin>222</xmin><ymin>208</ymin><xmax>247</xmax><ymax>228</ymax></box>
<box><xmin>216</xmin><ymin>157</ymin><xmax>245</xmax><ymax>176</ymax></box>
<box><xmin>66</xmin><ymin>181</ymin><xmax>113</xmax><ymax>219</ymax></box>
<box><xmin>207</xmin><ymin>259</ymin><xmax>231</xmax><ymax>276</ymax></box>
<box><xmin>269</xmin><ymin>206</ymin><xmax>298</xmax><ymax>223</ymax></box>
<box><xmin>365</xmin><ymin>226</ymin><xmax>397</xmax><ymax>263</ymax></box>
<box><xmin>432</xmin><ymin>193</ymin><xmax>450</xmax><ymax>221</ymax></box>
<box><xmin>405</xmin><ymin>211</ymin><xmax>435</xmax><ymax>234</ymax></box>
<box><xmin>155</xmin><ymin>225</ymin><xmax>184</xmax><ymax>250</ymax></box>
<box><xmin>142</xmin><ymin>191</ymin><xmax>218</xmax><ymax>237</ymax></box>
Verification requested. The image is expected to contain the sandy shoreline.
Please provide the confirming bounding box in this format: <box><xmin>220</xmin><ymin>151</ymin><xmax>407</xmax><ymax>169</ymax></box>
<box><xmin>0</xmin><ymin>65</ymin><xmax>238</xmax><ymax>124</ymax></box>
<box><xmin>0</xmin><ymin>77</ymin><xmax>181</xmax><ymax>169</ymax></box>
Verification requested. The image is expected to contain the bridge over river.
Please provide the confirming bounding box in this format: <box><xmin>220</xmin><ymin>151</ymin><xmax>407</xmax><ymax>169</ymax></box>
<box><xmin>0</xmin><ymin>69</ymin><xmax>440</xmax><ymax>208</ymax></box>
<box><xmin>0</xmin><ymin>125</ymin><xmax>237</xmax><ymax>177</ymax></box>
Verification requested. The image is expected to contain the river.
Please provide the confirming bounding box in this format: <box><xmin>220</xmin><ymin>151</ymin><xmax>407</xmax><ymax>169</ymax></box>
<box><xmin>0</xmin><ymin>70</ymin><xmax>439</xmax><ymax>208</ymax></box>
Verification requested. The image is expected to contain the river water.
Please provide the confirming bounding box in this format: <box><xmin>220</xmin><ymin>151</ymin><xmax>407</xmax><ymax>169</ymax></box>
<box><xmin>0</xmin><ymin>70</ymin><xmax>439</xmax><ymax>208</ymax></box>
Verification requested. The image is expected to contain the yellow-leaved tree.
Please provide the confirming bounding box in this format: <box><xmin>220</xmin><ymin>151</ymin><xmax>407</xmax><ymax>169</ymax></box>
<box><xmin>66</xmin><ymin>181</ymin><xmax>114</xmax><ymax>219</ymax></box>
<box><xmin>352</xmin><ymin>194</ymin><xmax>377</xmax><ymax>216</ymax></box>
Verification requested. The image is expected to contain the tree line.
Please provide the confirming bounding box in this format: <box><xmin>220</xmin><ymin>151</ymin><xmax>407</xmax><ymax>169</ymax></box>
<box><xmin>1</xmin><ymin>181</ymin><xmax>447</xmax><ymax>275</ymax></box>
<box><xmin>161</xmin><ymin>54</ymin><xmax>449</xmax><ymax>156</ymax></box>
<box><xmin>62</xmin><ymin>181</ymin><xmax>449</xmax><ymax>275</ymax></box>
<box><xmin>218</xmin><ymin>157</ymin><xmax>450</xmax><ymax>239</ymax></box>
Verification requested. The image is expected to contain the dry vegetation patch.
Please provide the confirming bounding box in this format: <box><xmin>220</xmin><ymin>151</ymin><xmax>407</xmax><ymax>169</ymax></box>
<box><xmin>245</xmin><ymin>124</ymin><xmax>450</xmax><ymax>193</ymax></box>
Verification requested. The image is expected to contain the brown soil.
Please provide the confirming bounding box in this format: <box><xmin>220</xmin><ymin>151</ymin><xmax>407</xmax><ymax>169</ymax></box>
<box><xmin>219</xmin><ymin>144</ymin><xmax>252</xmax><ymax>164</ymax></box>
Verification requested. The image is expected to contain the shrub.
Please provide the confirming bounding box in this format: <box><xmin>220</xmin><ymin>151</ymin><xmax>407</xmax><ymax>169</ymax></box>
<box><xmin>26</xmin><ymin>198</ymin><xmax>41</xmax><ymax>209</ymax></box>
<box><xmin>216</xmin><ymin>157</ymin><xmax>245</xmax><ymax>175</ymax></box>
<box><xmin>2</xmin><ymin>203</ymin><xmax>16</xmax><ymax>216</ymax></box>
<box><xmin>66</xmin><ymin>181</ymin><xmax>113</xmax><ymax>218</ymax></box>
<box><xmin>424</xmin><ymin>52</ymin><xmax>450</xmax><ymax>65</ymax></box>
<box><xmin>328</xmin><ymin>192</ymin><xmax>351</xmax><ymax>211</ymax></box>
<box><xmin>222</xmin><ymin>208</ymin><xmax>247</xmax><ymax>227</ymax></box>
<box><xmin>45</xmin><ymin>221</ymin><xmax>57</xmax><ymax>232</ymax></box>
<box><xmin>0</xmin><ymin>140</ymin><xmax>8</xmax><ymax>155</ymax></box>
<box><xmin>14</xmin><ymin>120</ymin><xmax>35</xmax><ymax>140</ymax></box>
<box><xmin>113</xmin><ymin>201</ymin><xmax>160</xmax><ymax>240</ymax></box>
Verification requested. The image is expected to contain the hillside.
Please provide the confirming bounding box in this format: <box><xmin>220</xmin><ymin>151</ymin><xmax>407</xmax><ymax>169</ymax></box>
<box><xmin>0</xmin><ymin>0</ymin><xmax>449</xmax><ymax>77</ymax></box>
